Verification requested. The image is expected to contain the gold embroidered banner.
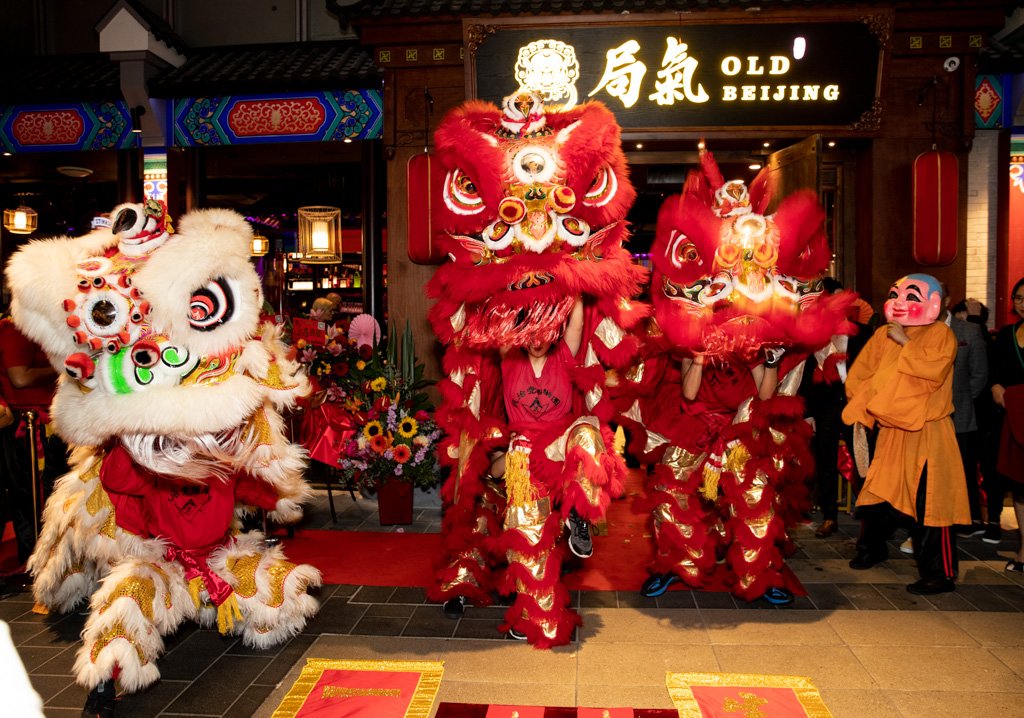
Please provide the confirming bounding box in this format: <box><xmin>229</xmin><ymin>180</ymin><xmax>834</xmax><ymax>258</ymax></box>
<box><xmin>271</xmin><ymin>658</ymin><xmax>444</xmax><ymax>718</ymax></box>
<box><xmin>666</xmin><ymin>672</ymin><xmax>832</xmax><ymax>718</ymax></box>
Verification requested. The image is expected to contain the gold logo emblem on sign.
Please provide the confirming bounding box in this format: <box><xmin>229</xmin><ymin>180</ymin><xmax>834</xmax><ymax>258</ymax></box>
<box><xmin>514</xmin><ymin>39</ymin><xmax>580</xmax><ymax>109</ymax></box>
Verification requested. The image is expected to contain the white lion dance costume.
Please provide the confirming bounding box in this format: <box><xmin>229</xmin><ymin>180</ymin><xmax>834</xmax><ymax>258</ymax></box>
<box><xmin>7</xmin><ymin>201</ymin><xmax>320</xmax><ymax>715</ymax></box>
<box><xmin>615</xmin><ymin>148</ymin><xmax>854</xmax><ymax>603</ymax></box>
<box><xmin>425</xmin><ymin>93</ymin><xmax>647</xmax><ymax>647</ymax></box>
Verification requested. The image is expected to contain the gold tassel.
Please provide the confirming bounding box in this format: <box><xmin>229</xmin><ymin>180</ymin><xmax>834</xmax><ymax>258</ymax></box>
<box><xmin>187</xmin><ymin>576</ymin><xmax>205</xmax><ymax>609</ymax></box>
<box><xmin>217</xmin><ymin>594</ymin><xmax>243</xmax><ymax>634</ymax></box>
<box><xmin>504</xmin><ymin>448</ymin><xmax>536</xmax><ymax>508</ymax></box>
<box><xmin>723</xmin><ymin>443</ymin><xmax>750</xmax><ymax>474</ymax></box>
<box><xmin>700</xmin><ymin>464</ymin><xmax>721</xmax><ymax>501</ymax></box>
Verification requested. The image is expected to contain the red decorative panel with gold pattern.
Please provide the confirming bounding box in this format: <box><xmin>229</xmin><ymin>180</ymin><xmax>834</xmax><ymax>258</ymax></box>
<box><xmin>11</xmin><ymin>109</ymin><xmax>85</xmax><ymax>146</ymax></box>
<box><xmin>226</xmin><ymin>98</ymin><xmax>328</xmax><ymax>137</ymax></box>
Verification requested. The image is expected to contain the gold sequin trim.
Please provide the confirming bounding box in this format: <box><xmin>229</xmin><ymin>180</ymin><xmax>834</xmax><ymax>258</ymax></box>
<box><xmin>322</xmin><ymin>686</ymin><xmax>401</xmax><ymax>698</ymax></box>
<box><xmin>228</xmin><ymin>554</ymin><xmax>261</xmax><ymax>599</ymax></box>
<box><xmin>267</xmin><ymin>561</ymin><xmax>296</xmax><ymax>608</ymax></box>
<box><xmin>99</xmin><ymin>576</ymin><xmax>156</xmax><ymax>620</ymax></box>
<box><xmin>244</xmin><ymin>408</ymin><xmax>274</xmax><ymax>450</ymax></box>
<box><xmin>90</xmin><ymin>621</ymin><xmax>146</xmax><ymax>665</ymax></box>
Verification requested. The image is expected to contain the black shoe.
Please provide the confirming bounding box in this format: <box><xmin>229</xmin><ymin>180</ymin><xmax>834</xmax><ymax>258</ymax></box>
<box><xmin>442</xmin><ymin>596</ymin><xmax>466</xmax><ymax>619</ymax></box>
<box><xmin>565</xmin><ymin>508</ymin><xmax>593</xmax><ymax>559</ymax></box>
<box><xmin>761</xmin><ymin>586</ymin><xmax>794</xmax><ymax>605</ymax></box>
<box><xmin>955</xmin><ymin>522</ymin><xmax>985</xmax><ymax>539</ymax></box>
<box><xmin>849</xmin><ymin>550</ymin><xmax>887</xmax><ymax>570</ymax></box>
<box><xmin>640</xmin><ymin>572</ymin><xmax>680</xmax><ymax>598</ymax></box>
<box><xmin>906</xmin><ymin>577</ymin><xmax>955</xmax><ymax>595</ymax></box>
<box><xmin>507</xmin><ymin>627</ymin><xmax>527</xmax><ymax>640</ymax></box>
<box><xmin>982</xmin><ymin>523</ymin><xmax>1002</xmax><ymax>544</ymax></box>
<box><xmin>82</xmin><ymin>679</ymin><xmax>116</xmax><ymax>718</ymax></box>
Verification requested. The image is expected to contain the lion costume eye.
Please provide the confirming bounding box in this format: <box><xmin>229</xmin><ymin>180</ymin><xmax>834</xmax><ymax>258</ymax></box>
<box><xmin>582</xmin><ymin>166</ymin><xmax>618</xmax><ymax>207</ymax></box>
<box><xmin>443</xmin><ymin>168</ymin><xmax>485</xmax><ymax>215</ymax></box>
<box><xmin>189</xmin><ymin>277</ymin><xmax>235</xmax><ymax>331</ymax></box>
<box><xmin>555</xmin><ymin>215</ymin><xmax>590</xmax><ymax>247</ymax></box>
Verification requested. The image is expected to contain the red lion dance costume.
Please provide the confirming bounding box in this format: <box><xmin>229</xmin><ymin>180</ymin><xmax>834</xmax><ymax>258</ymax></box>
<box><xmin>7</xmin><ymin>202</ymin><xmax>320</xmax><ymax>716</ymax></box>
<box><xmin>617</xmin><ymin>148</ymin><xmax>853</xmax><ymax>603</ymax></box>
<box><xmin>426</xmin><ymin>93</ymin><xmax>647</xmax><ymax>647</ymax></box>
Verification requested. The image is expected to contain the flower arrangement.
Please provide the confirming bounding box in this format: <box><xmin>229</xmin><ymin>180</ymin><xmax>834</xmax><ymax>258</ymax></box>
<box><xmin>295</xmin><ymin>315</ymin><xmax>443</xmax><ymax>491</ymax></box>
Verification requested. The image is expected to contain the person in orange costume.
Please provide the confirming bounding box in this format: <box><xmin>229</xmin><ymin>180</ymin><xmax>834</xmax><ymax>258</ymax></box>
<box><xmin>842</xmin><ymin>273</ymin><xmax>969</xmax><ymax>595</ymax></box>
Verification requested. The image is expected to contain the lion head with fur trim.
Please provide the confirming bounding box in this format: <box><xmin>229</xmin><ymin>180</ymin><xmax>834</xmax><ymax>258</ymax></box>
<box><xmin>651</xmin><ymin>149</ymin><xmax>853</xmax><ymax>364</ymax></box>
<box><xmin>6</xmin><ymin>203</ymin><xmax>309</xmax><ymax>487</ymax></box>
<box><xmin>427</xmin><ymin>93</ymin><xmax>647</xmax><ymax>350</ymax></box>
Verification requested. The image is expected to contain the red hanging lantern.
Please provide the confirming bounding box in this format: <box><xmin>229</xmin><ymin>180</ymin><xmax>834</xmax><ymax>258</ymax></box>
<box><xmin>406</xmin><ymin>153</ymin><xmax>447</xmax><ymax>265</ymax></box>
<box><xmin>912</xmin><ymin>149</ymin><xmax>959</xmax><ymax>266</ymax></box>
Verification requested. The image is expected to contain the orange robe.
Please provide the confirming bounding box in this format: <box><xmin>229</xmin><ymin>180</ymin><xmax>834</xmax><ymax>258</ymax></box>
<box><xmin>842</xmin><ymin>322</ymin><xmax>969</xmax><ymax>526</ymax></box>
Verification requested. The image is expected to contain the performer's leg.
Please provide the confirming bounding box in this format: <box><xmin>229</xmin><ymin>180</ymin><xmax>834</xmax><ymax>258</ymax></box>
<box><xmin>210</xmin><ymin>533</ymin><xmax>322</xmax><ymax>647</ymax></box>
<box><xmin>429</xmin><ymin>451</ymin><xmax>507</xmax><ymax>614</ymax></box>
<box><xmin>908</xmin><ymin>466</ymin><xmax>957</xmax><ymax>594</ymax></box>
<box><xmin>558</xmin><ymin>419</ymin><xmax>625</xmax><ymax>519</ymax></box>
<box><xmin>498</xmin><ymin>438</ymin><xmax>579</xmax><ymax>648</ymax></box>
<box><xmin>955</xmin><ymin>431</ymin><xmax>983</xmax><ymax>529</ymax></box>
<box><xmin>850</xmin><ymin>502</ymin><xmax>895</xmax><ymax>568</ymax></box>
<box><xmin>722</xmin><ymin>465</ymin><xmax>789</xmax><ymax>603</ymax></box>
<box><xmin>1</xmin><ymin>422</ymin><xmax>37</xmax><ymax>564</ymax></box>
<box><xmin>75</xmin><ymin>556</ymin><xmax>192</xmax><ymax>696</ymax></box>
<box><xmin>813</xmin><ymin>411</ymin><xmax>841</xmax><ymax>529</ymax></box>
<box><xmin>641</xmin><ymin>448</ymin><xmax>718</xmax><ymax>597</ymax></box>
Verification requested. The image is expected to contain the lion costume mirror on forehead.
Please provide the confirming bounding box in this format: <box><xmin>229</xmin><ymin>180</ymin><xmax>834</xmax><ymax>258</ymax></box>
<box><xmin>6</xmin><ymin>202</ymin><xmax>321</xmax><ymax>713</ymax></box>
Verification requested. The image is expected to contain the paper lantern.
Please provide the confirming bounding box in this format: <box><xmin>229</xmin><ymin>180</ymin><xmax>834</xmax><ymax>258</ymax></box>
<box><xmin>912</xmin><ymin>149</ymin><xmax>959</xmax><ymax>266</ymax></box>
<box><xmin>3</xmin><ymin>203</ymin><xmax>38</xmax><ymax>235</ymax></box>
<box><xmin>297</xmin><ymin>206</ymin><xmax>342</xmax><ymax>264</ymax></box>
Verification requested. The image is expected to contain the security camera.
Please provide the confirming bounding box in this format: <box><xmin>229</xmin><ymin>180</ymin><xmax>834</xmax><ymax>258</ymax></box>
<box><xmin>943</xmin><ymin>56</ymin><xmax>960</xmax><ymax>72</ymax></box>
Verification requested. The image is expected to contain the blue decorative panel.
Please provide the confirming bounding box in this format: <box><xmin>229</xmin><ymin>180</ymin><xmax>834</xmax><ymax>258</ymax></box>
<box><xmin>172</xmin><ymin>89</ymin><xmax>382</xmax><ymax>146</ymax></box>
<box><xmin>0</xmin><ymin>101</ymin><xmax>135</xmax><ymax>153</ymax></box>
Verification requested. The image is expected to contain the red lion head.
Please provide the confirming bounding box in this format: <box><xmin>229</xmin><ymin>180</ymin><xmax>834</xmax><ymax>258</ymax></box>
<box><xmin>428</xmin><ymin>92</ymin><xmax>646</xmax><ymax>350</ymax></box>
<box><xmin>650</xmin><ymin>148</ymin><xmax>852</xmax><ymax>363</ymax></box>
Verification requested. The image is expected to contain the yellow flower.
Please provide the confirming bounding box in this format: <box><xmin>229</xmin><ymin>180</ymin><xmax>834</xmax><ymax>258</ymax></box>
<box><xmin>397</xmin><ymin>416</ymin><xmax>418</xmax><ymax>438</ymax></box>
<box><xmin>296</xmin><ymin>339</ymin><xmax>307</xmax><ymax>349</ymax></box>
<box><xmin>356</xmin><ymin>360</ymin><xmax>366</xmax><ymax>371</ymax></box>
<box><xmin>370</xmin><ymin>377</ymin><xmax>387</xmax><ymax>392</ymax></box>
<box><xmin>363</xmin><ymin>420</ymin><xmax>384</xmax><ymax>440</ymax></box>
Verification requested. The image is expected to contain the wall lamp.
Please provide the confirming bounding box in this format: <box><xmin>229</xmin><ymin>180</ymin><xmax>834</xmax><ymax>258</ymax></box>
<box><xmin>130</xmin><ymin>105</ymin><xmax>146</xmax><ymax>134</ymax></box>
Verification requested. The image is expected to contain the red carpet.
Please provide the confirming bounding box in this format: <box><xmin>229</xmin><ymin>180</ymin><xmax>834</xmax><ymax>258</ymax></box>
<box><xmin>278</xmin><ymin>471</ymin><xmax>806</xmax><ymax>596</ymax></box>
<box><xmin>435</xmin><ymin>705</ymin><xmax>677</xmax><ymax>717</ymax></box>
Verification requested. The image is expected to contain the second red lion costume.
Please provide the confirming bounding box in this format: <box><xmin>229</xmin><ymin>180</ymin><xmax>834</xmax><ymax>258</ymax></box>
<box><xmin>616</xmin><ymin>147</ymin><xmax>855</xmax><ymax>602</ymax></box>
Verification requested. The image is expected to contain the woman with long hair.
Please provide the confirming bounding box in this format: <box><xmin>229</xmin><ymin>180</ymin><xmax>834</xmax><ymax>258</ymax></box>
<box><xmin>989</xmin><ymin>277</ymin><xmax>1024</xmax><ymax>572</ymax></box>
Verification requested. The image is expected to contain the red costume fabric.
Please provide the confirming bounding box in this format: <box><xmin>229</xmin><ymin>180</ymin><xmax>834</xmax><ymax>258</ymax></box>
<box><xmin>502</xmin><ymin>342</ymin><xmax>575</xmax><ymax>433</ymax></box>
<box><xmin>100</xmin><ymin>443</ymin><xmax>279</xmax><ymax>549</ymax></box>
<box><xmin>0</xmin><ymin>318</ymin><xmax>54</xmax><ymax>410</ymax></box>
